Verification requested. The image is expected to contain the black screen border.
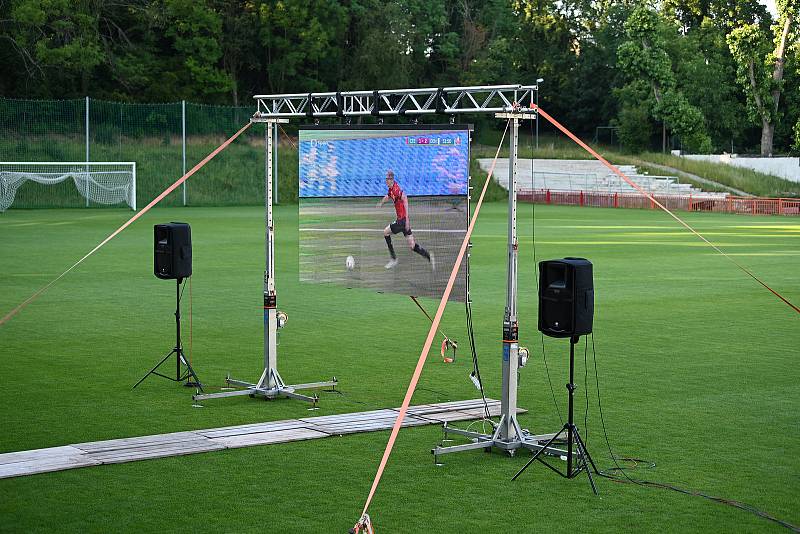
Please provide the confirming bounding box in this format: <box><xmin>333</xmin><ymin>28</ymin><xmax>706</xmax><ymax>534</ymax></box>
<box><xmin>299</xmin><ymin>123</ymin><xmax>474</xmax><ymax>132</ymax></box>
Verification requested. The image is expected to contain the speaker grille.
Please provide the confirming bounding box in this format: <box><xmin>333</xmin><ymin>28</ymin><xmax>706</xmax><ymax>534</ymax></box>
<box><xmin>154</xmin><ymin>223</ymin><xmax>192</xmax><ymax>280</ymax></box>
<box><xmin>538</xmin><ymin>258</ymin><xmax>593</xmax><ymax>338</ymax></box>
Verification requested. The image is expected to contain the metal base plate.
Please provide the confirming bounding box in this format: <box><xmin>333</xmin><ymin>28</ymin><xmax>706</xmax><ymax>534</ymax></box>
<box><xmin>193</xmin><ymin>377</ymin><xmax>337</xmax><ymax>404</ymax></box>
<box><xmin>431</xmin><ymin>415</ymin><xmax>572</xmax><ymax>462</ymax></box>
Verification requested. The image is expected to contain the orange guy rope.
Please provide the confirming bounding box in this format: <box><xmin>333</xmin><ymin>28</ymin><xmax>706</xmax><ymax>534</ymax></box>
<box><xmin>356</xmin><ymin>120</ymin><xmax>511</xmax><ymax>525</ymax></box>
<box><xmin>533</xmin><ymin>104</ymin><xmax>799</xmax><ymax>315</ymax></box>
<box><xmin>1</xmin><ymin>122</ymin><xmax>253</xmax><ymax>327</ymax></box>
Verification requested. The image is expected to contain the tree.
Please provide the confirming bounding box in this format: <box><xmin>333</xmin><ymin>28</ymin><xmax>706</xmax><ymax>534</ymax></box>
<box><xmin>617</xmin><ymin>5</ymin><xmax>713</xmax><ymax>152</ymax></box>
<box><xmin>213</xmin><ymin>0</ymin><xmax>261</xmax><ymax>106</ymax></box>
<box><xmin>161</xmin><ymin>0</ymin><xmax>233</xmax><ymax>100</ymax></box>
<box><xmin>727</xmin><ymin>0</ymin><xmax>797</xmax><ymax>156</ymax></box>
<box><xmin>670</xmin><ymin>18</ymin><xmax>749</xmax><ymax>151</ymax></box>
<box><xmin>793</xmin><ymin>118</ymin><xmax>800</xmax><ymax>152</ymax></box>
<box><xmin>614</xmin><ymin>83</ymin><xmax>656</xmax><ymax>152</ymax></box>
<box><xmin>5</xmin><ymin>0</ymin><xmax>106</xmax><ymax>96</ymax></box>
<box><xmin>795</xmin><ymin>34</ymin><xmax>800</xmax><ymax>153</ymax></box>
<box><xmin>257</xmin><ymin>0</ymin><xmax>347</xmax><ymax>93</ymax></box>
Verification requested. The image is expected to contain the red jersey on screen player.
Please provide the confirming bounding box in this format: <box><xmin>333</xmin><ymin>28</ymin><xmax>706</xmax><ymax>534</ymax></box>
<box><xmin>387</xmin><ymin>181</ymin><xmax>407</xmax><ymax>219</ymax></box>
<box><xmin>377</xmin><ymin>170</ymin><xmax>435</xmax><ymax>271</ymax></box>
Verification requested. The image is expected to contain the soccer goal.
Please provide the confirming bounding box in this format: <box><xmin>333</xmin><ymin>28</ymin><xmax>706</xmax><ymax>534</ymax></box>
<box><xmin>0</xmin><ymin>162</ymin><xmax>136</xmax><ymax>212</ymax></box>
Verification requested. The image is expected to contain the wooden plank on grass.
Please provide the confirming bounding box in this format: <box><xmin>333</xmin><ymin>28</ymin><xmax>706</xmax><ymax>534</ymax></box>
<box><xmin>299</xmin><ymin>408</ymin><xmax>395</xmax><ymax>426</ymax></box>
<box><xmin>214</xmin><ymin>428</ymin><xmax>329</xmax><ymax>449</ymax></box>
<box><xmin>87</xmin><ymin>440</ymin><xmax>225</xmax><ymax>464</ymax></box>
<box><xmin>73</xmin><ymin>431</ymin><xmax>204</xmax><ymax>453</ymax></box>
<box><xmin>307</xmin><ymin>416</ymin><xmax>430</xmax><ymax>436</ymax></box>
<box><xmin>196</xmin><ymin>420</ymin><xmax>312</xmax><ymax>439</ymax></box>
<box><xmin>0</xmin><ymin>456</ymin><xmax>102</xmax><ymax>479</ymax></box>
<box><xmin>0</xmin><ymin>446</ymin><xmax>87</xmax><ymax>465</ymax></box>
<box><xmin>402</xmin><ymin>399</ymin><xmax>500</xmax><ymax>417</ymax></box>
<box><xmin>400</xmin><ymin>399</ymin><xmax>499</xmax><ymax>414</ymax></box>
<box><xmin>0</xmin><ymin>446</ymin><xmax>101</xmax><ymax>479</ymax></box>
<box><xmin>0</xmin><ymin>398</ymin><xmax>526</xmax><ymax>479</ymax></box>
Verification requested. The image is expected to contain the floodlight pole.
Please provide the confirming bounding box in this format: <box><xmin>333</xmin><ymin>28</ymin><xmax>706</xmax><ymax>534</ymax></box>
<box><xmin>193</xmin><ymin>118</ymin><xmax>337</xmax><ymax>404</ymax></box>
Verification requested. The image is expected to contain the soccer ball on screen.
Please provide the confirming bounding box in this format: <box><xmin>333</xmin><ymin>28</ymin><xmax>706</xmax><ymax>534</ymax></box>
<box><xmin>346</xmin><ymin>255</ymin><xmax>355</xmax><ymax>271</ymax></box>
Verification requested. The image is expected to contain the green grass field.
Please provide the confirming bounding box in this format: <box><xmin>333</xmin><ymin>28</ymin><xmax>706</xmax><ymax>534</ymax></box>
<box><xmin>1</xmin><ymin>203</ymin><xmax>798</xmax><ymax>532</ymax></box>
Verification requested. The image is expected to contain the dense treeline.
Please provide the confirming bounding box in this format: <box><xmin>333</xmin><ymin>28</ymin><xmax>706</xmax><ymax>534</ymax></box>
<box><xmin>1</xmin><ymin>0</ymin><xmax>797</xmax><ymax>154</ymax></box>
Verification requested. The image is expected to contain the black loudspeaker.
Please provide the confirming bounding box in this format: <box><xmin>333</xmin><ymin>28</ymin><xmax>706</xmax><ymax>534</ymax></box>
<box><xmin>538</xmin><ymin>257</ymin><xmax>594</xmax><ymax>338</ymax></box>
<box><xmin>154</xmin><ymin>222</ymin><xmax>192</xmax><ymax>280</ymax></box>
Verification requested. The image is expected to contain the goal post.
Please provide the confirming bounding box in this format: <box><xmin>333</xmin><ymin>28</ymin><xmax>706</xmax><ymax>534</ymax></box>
<box><xmin>0</xmin><ymin>162</ymin><xmax>137</xmax><ymax>212</ymax></box>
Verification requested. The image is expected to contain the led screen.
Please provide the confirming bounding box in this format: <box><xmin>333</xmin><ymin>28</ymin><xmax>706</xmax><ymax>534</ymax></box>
<box><xmin>299</xmin><ymin>126</ymin><xmax>470</xmax><ymax>301</ymax></box>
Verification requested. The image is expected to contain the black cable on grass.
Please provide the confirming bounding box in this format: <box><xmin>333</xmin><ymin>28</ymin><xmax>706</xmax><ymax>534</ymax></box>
<box><xmin>590</xmin><ymin>334</ymin><xmax>799</xmax><ymax>533</ymax></box>
<box><xmin>466</xmin><ymin>289</ymin><xmax>492</xmax><ymax>422</ymax></box>
<box><xmin>583</xmin><ymin>336</ymin><xmax>589</xmax><ymax>442</ymax></box>
<box><xmin>463</xmin><ymin>167</ymin><xmax>492</xmax><ymax>423</ymax></box>
<box><xmin>539</xmin><ymin>338</ymin><xmax>563</xmax><ymax>425</ymax></box>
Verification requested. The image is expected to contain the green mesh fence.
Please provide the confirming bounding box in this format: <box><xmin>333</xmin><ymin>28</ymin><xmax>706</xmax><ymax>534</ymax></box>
<box><xmin>0</xmin><ymin>98</ymin><xmax>87</xmax><ymax>208</ymax></box>
<box><xmin>0</xmin><ymin>97</ymin><xmax>271</xmax><ymax>209</ymax></box>
<box><xmin>90</xmin><ymin>100</ymin><xmax>183</xmax><ymax>206</ymax></box>
<box><xmin>184</xmin><ymin>102</ymin><xmax>264</xmax><ymax>206</ymax></box>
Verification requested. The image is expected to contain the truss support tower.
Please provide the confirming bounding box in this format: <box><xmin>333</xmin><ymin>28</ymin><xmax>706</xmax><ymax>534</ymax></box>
<box><xmin>431</xmin><ymin>111</ymin><xmax>571</xmax><ymax>463</ymax></box>
<box><xmin>194</xmin><ymin>119</ymin><xmax>337</xmax><ymax>405</ymax></box>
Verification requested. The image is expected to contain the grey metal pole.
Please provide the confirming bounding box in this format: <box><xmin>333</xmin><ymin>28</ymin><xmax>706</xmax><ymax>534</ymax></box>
<box><xmin>500</xmin><ymin>116</ymin><xmax>520</xmax><ymax>441</ymax></box>
<box><xmin>264</xmin><ymin>121</ymin><xmax>277</xmax><ymax>387</ymax></box>
<box><xmin>182</xmin><ymin>100</ymin><xmax>187</xmax><ymax>206</ymax></box>
<box><xmin>273</xmin><ymin>124</ymin><xmax>279</xmax><ymax>204</ymax></box>
<box><xmin>85</xmin><ymin>96</ymin><xmax>90</xmax><ymax>207</ymax></box>
<box><xmin>534</xmin><ymin>79</ymin><xmax>543</xmax><ymax>151</ymax></box>
<box><xmin>192</xmin><ymin>117</ymin><xmax>336</xmax><ymax>403</ymax></box>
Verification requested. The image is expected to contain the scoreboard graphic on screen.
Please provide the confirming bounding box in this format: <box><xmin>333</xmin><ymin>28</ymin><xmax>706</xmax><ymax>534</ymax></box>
<box><xmin>299</xmin><ymin>126</ymin><xmax>470</xmax><ymax>301</ymax></box>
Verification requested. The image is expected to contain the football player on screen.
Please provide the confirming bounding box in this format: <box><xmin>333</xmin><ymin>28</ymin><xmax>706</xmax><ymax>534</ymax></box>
<box><xmin>377</xmin><ymin>170</ymin><xmax>435</xmax><ymax>271</ymax></box>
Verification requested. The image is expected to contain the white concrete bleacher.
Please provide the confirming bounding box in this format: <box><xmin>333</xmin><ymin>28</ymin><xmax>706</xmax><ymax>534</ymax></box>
<box><xmin>478</xmin><ymin>159</ymin><xmax>726</xmax><ymax>198</ymax></box>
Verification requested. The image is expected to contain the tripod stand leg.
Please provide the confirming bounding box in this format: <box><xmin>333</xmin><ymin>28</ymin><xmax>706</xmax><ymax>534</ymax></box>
<box><xmin>179</xmin><ymin>351</ymin><xmax>203</xmax><ymax>391</ymax></box>
<box><xmin>512</xmin><ymin>426</ymin><xmax>566</xmax><ymax>481</ymax></box>
<box><xmin>134</xmin><ymin>278</ymin><xmax>204</xmax><ymax>391</ymax></box>
<box><xmin>575</xmin><ymin>430</ymin><xmax>601</xmax><ymax>475</ymax></box>
<box><xmin>571</xmin><ymin>429</ymin><xmax>598</xmax><ymax>495</ymax></box>
<box><xmin>132</xmin><ymin>350</ymin><xmax>175</xmax><ymax>390</ymax></box>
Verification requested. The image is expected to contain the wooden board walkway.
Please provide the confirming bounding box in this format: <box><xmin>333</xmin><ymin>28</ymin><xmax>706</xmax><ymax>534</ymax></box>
<box><xmin>0</xmin><ymin>398</ymin><xmax>524</xmax><ymax>480</ymax></box>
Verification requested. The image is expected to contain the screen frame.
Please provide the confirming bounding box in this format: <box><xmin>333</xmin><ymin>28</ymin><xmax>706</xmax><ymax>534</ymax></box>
<box><xmin>298</xmin><ymin>124</ymin><xmax>473</xmax><ymax>199</ymax></box>
<box><xmin>297</xmin><ymin>123</ymin><xmax>472</xmax><ymax>301</ymax></box>
<box><xmin>298</xmin><ymin>123</ymin><xmax>474</xmax><ymax>132</ymax></box>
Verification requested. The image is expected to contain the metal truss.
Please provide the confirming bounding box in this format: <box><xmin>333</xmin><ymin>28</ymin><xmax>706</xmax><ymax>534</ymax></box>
<box><xmin>253</xmin><ymin>84</ymin><xmax>538</xmax><ymax>120</ymax></box>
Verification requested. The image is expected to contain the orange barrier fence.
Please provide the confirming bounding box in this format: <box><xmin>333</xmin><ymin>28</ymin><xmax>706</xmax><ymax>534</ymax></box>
<box><xmin>519</xmin><ymin>189</ymin><xmax>800</xmax><ymax>216</ymax></box>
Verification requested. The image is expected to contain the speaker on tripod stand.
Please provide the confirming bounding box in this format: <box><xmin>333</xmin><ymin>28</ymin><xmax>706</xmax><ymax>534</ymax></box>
<box><xmin>513</xmin><ymin>257</ymin><xmax>599</xmax><ymax>493</ymax></box>
<box><xmin>132</xmin><ymin>222</ymin><xmax>203</xmax><ymax>391</ymax></box>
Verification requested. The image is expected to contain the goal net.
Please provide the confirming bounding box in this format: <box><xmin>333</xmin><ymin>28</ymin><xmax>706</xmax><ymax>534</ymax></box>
<box><xmin>0</xmin><ymin>162</ymin><xmax>136</xmax><ymax>211</ymax></box>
